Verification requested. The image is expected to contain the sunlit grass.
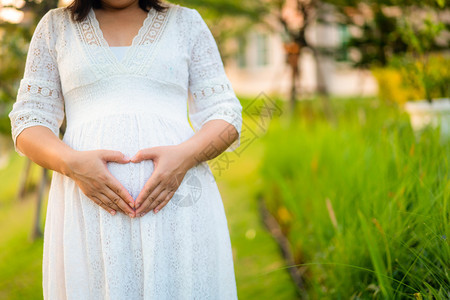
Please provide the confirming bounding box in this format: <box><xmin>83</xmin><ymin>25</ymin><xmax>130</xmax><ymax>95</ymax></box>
<box><xmin>259</xmin><ymin>97</ymin><xmax>449</xmax><ymax>299</ymax></box>
<box><xmin>0</xmin><ymin>155</ymin><xmax>47</xmax><ymax>300</ymax></box>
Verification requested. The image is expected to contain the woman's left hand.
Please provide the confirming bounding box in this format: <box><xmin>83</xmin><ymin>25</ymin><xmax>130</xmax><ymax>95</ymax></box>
<box><xmin>130</xmin><ymin>144</ymin><xmax>195</xmax><ymax>217</ymax></box>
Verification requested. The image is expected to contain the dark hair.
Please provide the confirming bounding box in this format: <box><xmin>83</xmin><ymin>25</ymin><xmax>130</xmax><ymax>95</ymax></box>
<box><xmin>66</xmin><ymin>0</ymin><xmax>169</xmax><ymax>22</ymax></box>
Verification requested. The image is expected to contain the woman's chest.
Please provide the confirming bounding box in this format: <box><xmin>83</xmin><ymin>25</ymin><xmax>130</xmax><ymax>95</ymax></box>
<box><xmin>53</xmin><ymin>6</ymin><xmax>189</xmax><ymax>95</ymax></box>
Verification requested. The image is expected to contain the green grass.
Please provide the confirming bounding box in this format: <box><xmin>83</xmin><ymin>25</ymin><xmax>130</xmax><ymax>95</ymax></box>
<box><xmin>259</xmin><ymin>97</ymin><xmax>450</xmax><ymax>299</ymax></box>
<box><xmin>0</xmin><ymin>154</ymin><xmax>48</xmax><ymax>300</ymax></box>
<box><xmin>210</xmin><ymin>118</ymin><xmax>299</xmax><ymax>299</ymax></box>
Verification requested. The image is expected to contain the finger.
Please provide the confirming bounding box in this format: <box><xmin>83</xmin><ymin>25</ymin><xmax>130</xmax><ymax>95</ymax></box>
<box><xmin>89</xmin><ymin>186</ymin><xmax>122</xmax><ymax>213</ymax></box>
<box><xmin>101</xmin><ymin>185</ymin><xmax>133</xmax><ymax>215</ymax></box>
<box><xmin>154</xmin><ymin>190</ymin><xmax>175</xmax><ymax>214</ymax></box>
<box><xmin>101</xmin><ymin>187</ymin><xmax>136</xmax><ymax>218</ymax></box>
<box><xmin>96</xmin><ymin>191</ymin><xmax>124</xmax><ymax>214</ymax></box>
<box><xmin>92</xmin><ymin>195</ymin><xmax>117</xmax><ymax>216</ymax></box>
<box><xmin>100</xmin><ymin>150</ymin><xmax>130</xmax><ymax>163</ymax></box>
<box><xmin>137</xmin><ymin>187</ymin><xmax>168</xmax><ymax>217</ymax></box>
<box><xmin>137</xmin><ymin>174</ymin><xmax>180</xmax><ymax>214</ymax></box>
<box><xmin>102</xmin><ymin>175</ymin><xmax>135</xmax><ymax>216</ymax></box>
<box><xmin>105</xmin><ymin>174</ymin><xmax>135</xmax><ymax>208</ymax></box>
<box><xmin>100</xmin><ymin>195</ymin><xmax>122</xmax><ymax>213</ymax></box>
<box><xmin>130</xmin><ymin>148</ymin><xmax>158</xmax><ymax>163</ymax></box>
<box><xmin>135</xmin><ymin>173</ymin><xmax>162</xmax><ymax>209</ymax></box>
<box><xmin>136</xmin><ymin>184</ymin><xmax>164</xmax><ymax>217</ymax></box>
<box><xmin>147</xmin><ymin>189</ymin><xmax>170</xmax><ymax>213</ymax></box>
<box><xmin>135</xmin><ymin>181</ymin><xmax>165</xmax><ymax>215</ymax></box>
<box><xmin>136</xmin><ymin>190</ymin><xmax>160</xmax><ymax>217</ymax></box>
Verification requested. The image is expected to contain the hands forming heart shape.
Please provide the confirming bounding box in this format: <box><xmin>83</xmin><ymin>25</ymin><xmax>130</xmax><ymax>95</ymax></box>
<box><xmin>65</xmin><ymin>144</ymin><xmax>197</xmax><ymax>218</ymax></box>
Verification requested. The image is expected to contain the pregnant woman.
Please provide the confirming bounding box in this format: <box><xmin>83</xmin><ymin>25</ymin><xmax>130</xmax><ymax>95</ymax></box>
<box><xmin>8</xmin><ymin>0</ymin><xmax>242</xmax><ymax>299</ymax></box>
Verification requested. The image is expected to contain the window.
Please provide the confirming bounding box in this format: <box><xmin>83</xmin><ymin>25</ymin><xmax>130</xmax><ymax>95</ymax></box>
<box><xmin>236</xmin><ymin>36</ymin><xmax>247</xmax><ymax>68</ymax></box>
<box><xmin>256</xmin><ymin>33</ymin><xmax>269</xmax><ymax>66</ymax></box>
<box><xmin>336</xmin><ymin>23</ymin><xmax>350</xmax><ymax>62</ymax></box>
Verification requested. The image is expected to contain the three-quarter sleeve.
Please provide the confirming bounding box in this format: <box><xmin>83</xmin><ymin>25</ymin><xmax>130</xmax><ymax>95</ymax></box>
<box><xmin>187</xmin><ymin>9</ymin><xmax>243</xmax><ymax>152</ymax></box>
<box><xmin>8</xmin><ymin>10</ymin><xmax>65</xmax><ymax>157</ymax></box>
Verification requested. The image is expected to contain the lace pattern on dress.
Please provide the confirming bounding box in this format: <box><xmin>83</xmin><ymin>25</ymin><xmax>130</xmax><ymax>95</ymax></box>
<box><xmin>191</xmin><ymin>82</ymin><xmax>232</xmax><ymax>101</ymax></box>
<box><xmin>20</xmin><ymin>79</ymin><xmax>62</xmax><ymax>100</ymax></box>
<box><xmin>137</xmin><ymin>11</ymin><xmax>167</xmax><ymax>45</ymax></box>
<box><xmin>75</xmin><ymin>12</ymin><xmax>120</xmax><ymax>74</ymax></box>
<box><xmin>187</xmin><ymin>9</ymin><xmax>243</xmax><ymax>152</ymax></box>
<box><xmin>78</xmin><ymin>17</ymin><xmax>102</xmax><ymax>46</ymax></box>
<box><xmin>130</xmin><ymin>6</ymin><xmax>175</xmax><ymax>75</ymax></box>
<box><xmin>8</xmin><ymin>10</ymin><xmax>65</xmax><ymax>156</ymax></box>
<box><xmin>74</xmin><ymin>4</ymin><xmax>176</xmax><ymax>75</ymax></box>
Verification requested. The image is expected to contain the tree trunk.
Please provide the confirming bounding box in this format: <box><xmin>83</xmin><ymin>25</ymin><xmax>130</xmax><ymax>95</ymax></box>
<box><xmin>17</xmin><ymin>158</ymin><xmax>32</xmax><ymax>201</ymax></box>
<box><xmin>30</xmin><ymin>168</ymin><xmax>48</xmax><ymax>241</ymax></box>
<box><xmin>289</xmin><ymin>59</ymin><xmax>300</xmax><ymax>113</ymax></box>
<box><xmin>311</xmin><ymin>47</ymin><xmax>336</xmax><ymax>124</ymax></box>
<box><xmin>284</xmin><ymin>42</ymin><xmax>301</xmax><ymax>114</ymax></box>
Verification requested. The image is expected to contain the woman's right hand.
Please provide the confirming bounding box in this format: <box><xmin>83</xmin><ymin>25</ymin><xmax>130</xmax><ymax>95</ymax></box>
<box><xmin>64</xmin><ymin>149</ymin><xmax>136</xmax><ymax>218</ymax></box>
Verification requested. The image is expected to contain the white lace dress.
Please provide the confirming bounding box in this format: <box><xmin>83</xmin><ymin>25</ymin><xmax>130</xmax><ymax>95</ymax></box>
<box><xmin>8</xmin><ymin>4</ymin><xmax>242</xmax><ymax>299</ymax></box>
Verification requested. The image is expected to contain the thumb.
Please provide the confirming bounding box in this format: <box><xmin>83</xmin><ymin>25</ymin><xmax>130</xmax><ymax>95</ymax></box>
<box><xmin>130</xmin><ymin>148</ymin><xmax>158</xmax><ymax>163</ymax></box>
<box><xmin>100</xmin><ymin>150</ymin><xmax>130</xmax><ymax>163</ymax></box>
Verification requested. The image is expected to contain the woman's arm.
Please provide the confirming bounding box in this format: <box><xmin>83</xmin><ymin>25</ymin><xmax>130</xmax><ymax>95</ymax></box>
<box><xmin>185</xmin><ymin>8</ymin><xmax>243</xmax><ymax>153</ymax></box>
<box><xmin>9</xmin><ymin>10</ymin><xmax>136</xmax><ymax>217</ymax></box>
<box><xmin>177</xmin><ymin>119</ymin><xmax>239</xmax><ymax>170</ymax></box>
<box><xmin>16</xmin><ymin>126</ymin><xmax>136</xmax><ymax>217</ymax></box>
<box><xmin>16</xmin><ymin>126</ymin><xmax>75</xmax><ymax>177</ymax></box>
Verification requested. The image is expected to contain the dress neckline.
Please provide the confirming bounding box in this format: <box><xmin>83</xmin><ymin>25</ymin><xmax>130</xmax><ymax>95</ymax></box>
<box><xmin>89</xmin><ymin>8</ymin><xmax>153</xmax><ymax>48</ymax></box>
<box><xmin>110</xmin><ymin>46</ymin><xmax>129</xmax><ymax>62</ymax></box>
<box><xmin>76</xmin><ymin>4</ymin><xmax>177</xmax><ymax>74</ymax></box>
<box><xmin>88</xmin><ymin>7</ymin><xmax>154</xmax><ymax>67</ymax></box>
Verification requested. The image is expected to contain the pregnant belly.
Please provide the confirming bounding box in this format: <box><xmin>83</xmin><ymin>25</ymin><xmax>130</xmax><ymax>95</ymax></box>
<box><xmin>105</xmin><ymin>160</ymin><xmax>153</xmax><ymax>201</ymax></box>
<box><xmin>106</xmin><ymin>159</ymin><xmax>211</xmax><ymax>208</ymax></box>
<box><xmin>62</xmin><ymin>112</ymin><xmax>197</xmax><ymax>202</ymax></box>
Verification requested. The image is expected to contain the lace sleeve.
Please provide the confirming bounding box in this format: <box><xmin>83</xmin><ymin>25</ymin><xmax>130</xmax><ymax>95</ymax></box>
<box><xmin>8</xmin><ymin>9</ymin><xmax>65</xmax><ymax>157</ymax></box>
<box><xmin>187</xmin><ymin>9</ymin><xmax>243</xmax><ymax>153</ymax></box>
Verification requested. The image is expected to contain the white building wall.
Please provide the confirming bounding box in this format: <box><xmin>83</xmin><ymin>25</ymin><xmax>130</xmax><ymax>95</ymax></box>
<box><xmin>224</xmin><ymin>15</ymin><xmax>378</xmax><ymax>99</ymax></box>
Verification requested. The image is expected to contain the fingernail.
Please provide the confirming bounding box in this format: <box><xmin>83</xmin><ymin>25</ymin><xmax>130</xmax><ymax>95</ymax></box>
<box><xmin>129</xmin><ymin>213</ymin><xmax>134</xmax><ymax>218</ymax></box>
<box><xmin>111</xmin><ymin>210</ymin><xmax>116</xmax><ymax>215</ymax></box>
<box><xmin>154</xmin><ymin>209</ymin><xmax>159</xmax><ymax>214</ymax></box>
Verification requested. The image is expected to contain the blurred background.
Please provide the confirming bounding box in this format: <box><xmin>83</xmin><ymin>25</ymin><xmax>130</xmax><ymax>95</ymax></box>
<box><xmin>0</xmin><ymin>0</ymin><xmax>449</xmax><ymax>299</ymax></box>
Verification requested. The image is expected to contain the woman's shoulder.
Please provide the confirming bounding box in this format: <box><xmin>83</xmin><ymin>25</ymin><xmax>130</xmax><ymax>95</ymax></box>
<box><xmin>28</xmin><ymin>7</ymin><xmax>67</xmax><ymax>40</ymax></box>
<box><xmin>44</xmin><ymin>6</ymin><xmax>67</xmax><ymax>21</ymax></box>
<box><xmin>33</xmin><ymin>6</ymin><xmax>69</xmax><ymax>32</ymax></box>
<box><xmin>174</xmin><ymin>4</ymin><xmax>204</xmax><ymax>25</ymax></box>
<box><xmin>174</xmin><ymin>5</ymin><xmax>211</xmax><ymax>40</ymax></box>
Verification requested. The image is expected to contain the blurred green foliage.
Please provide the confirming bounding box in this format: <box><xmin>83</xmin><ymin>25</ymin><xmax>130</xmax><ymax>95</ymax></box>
<box><xmin>340</xmin><ymin>1</ymin><xmax>450</xmax><ymax>103</ymax></box>
<box><xmin>0</xmin><ymin>25</ymin><xmax>30</xmax><ymax>135</ymax></box>
<box><xmin>324</xmin><ymin>0</ymin><xmax>449</xmax><ymax>68</ymax></box>
<box><xmin>372</xmin><ymin>53</ymin><xmax>450</xmax><ymax>104</ymax></box>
